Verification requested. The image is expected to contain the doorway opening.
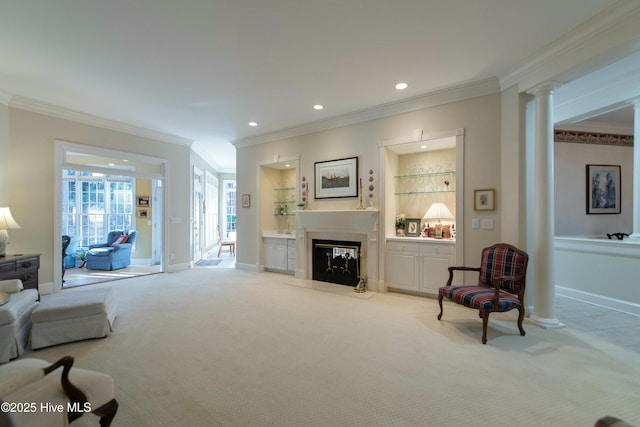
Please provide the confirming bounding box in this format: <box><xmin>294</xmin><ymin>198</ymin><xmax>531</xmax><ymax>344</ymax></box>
<box><xmin>55</xmin><ymin>141</ymin><xmax>166</xmax><ymax>290</ymax></box>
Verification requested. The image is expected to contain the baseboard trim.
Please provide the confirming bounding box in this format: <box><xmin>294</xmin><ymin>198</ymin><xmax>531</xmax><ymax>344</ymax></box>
<box><xmin>235</xmin><ymin>262</ymin><xmax>259</xmax><ymax>272</ymax></box>
<box><xmin>38</xmin><ymin>282</ymin><xmax>54</xmax><ymax>295</ymax></box>
<box><xmin>556</xmin><ymin>286</ymin><xmax>640</xmax><ymax>317</ymax></box>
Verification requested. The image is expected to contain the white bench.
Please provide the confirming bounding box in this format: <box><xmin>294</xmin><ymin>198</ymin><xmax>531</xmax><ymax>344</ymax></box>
<box><xmin>31</xmin><ymin>287</ymin><xmax>117</xmax><ymax>350</ymax></box>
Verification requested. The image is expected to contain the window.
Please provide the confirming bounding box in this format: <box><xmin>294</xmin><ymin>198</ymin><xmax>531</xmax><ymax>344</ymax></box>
<box><xmin>223</xmin><ymin>180</ymin><xmax>236</xmax><ymax>237</ymax></box>
<box><xmin>62</xmin><ymin>170</ymin><xmax>134</xmax><ymax>247</ymax></box>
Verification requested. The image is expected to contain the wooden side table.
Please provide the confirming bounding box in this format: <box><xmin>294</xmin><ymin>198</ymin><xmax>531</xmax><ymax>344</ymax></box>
<box><xmin>0</xmin><ymin>254</ymin><xmax>40</xmax><ymax>292</ymax></box>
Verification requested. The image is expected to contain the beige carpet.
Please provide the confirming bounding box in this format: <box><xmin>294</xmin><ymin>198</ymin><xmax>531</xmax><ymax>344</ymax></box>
<box><xmin>25</xmin><ymin>269</ymin><xmax>640</xmax><ymax>426</ymax></box>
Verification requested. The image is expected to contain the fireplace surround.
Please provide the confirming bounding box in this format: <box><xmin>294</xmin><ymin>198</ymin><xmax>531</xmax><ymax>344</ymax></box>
<box><xmin>295</xmin><ymin>209</ymin><xmax>379</xmax><ymax>291</ymax></box>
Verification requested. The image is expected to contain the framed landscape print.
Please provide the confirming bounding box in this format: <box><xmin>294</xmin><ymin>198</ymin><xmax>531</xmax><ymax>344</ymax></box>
<box><xmin>314</xmin><ymin>157</ymin><xmax>359</xmax><ymax>199</ymax></box>
<box><xmin>587</xmin><ymin>164</ymin><xmax>620</xmax><ymax>214</ymax></box>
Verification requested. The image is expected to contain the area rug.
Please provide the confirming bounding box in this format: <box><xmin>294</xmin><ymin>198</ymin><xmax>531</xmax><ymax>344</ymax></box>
<box><xmin>194</xmin><ymin>259</ymin><xmax>223</xmax><ymax>267</ymax></box>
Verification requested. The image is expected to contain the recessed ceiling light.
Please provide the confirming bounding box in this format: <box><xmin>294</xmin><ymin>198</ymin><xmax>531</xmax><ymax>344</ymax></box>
<box><xmin>285</xmin><ymin>164</ymin><xmax>291</xmax><ymax>168</ymax></box>
<box><xmin>420</xmin><ymin>145</ymin><xmax>427</xmax><ymax>149</ymax></box>
<box><xmin>395</xmin><ymin>82</ymin><xmax>408</xmax><ymax>90</ymax></box>
<box><xmin>248</xmin><ymin>122</ymin><xmax>258</xmax><ymax>127</ymax></box>
<box><xmin>313</xmin><ymin>104</ymin><xmax>324</xmax><ymax>110</ymax></box>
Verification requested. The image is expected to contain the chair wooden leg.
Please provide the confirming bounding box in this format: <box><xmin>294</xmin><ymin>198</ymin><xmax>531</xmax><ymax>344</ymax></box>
<box><xmin>437</xmin><ymin>294</ymin><xmax>444</xmax><ymax>320</ymax></box>
<box><xmin>481</xmin><ymin>311</ymin><xmax>489</xmax><ymax>344</ymax></box>
<box><xmin>517</xmin><ymin>306</ymin><xmax>526</xmax><ymax>336</ymax></box>
<box><xmin>93</xmin><ymin>398</ymin><xmax>119</xmax><ymax>427</ymax></box>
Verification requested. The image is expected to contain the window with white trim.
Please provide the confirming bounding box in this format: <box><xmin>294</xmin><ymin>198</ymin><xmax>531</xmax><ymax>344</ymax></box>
<box><xmin>62</xmin><ymin>170</ymin><xmax>135</xmax><ymax>246</ymax></box>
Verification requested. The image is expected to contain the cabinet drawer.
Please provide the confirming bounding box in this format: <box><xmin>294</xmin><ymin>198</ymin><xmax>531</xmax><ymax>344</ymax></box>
<box><xmin>387</xmin><ymin>241</ymin><xmax>419</xmax><ymax>253</ymax></box>
<box><xmin>0</xmin><ymin>260</ymin><xmax>17</xmax><ymax>277</ymax></box>
<box><xmin>419</xmin><ymin>242</ymin><xmax>455</xmax><ymax>256</ymax></box>
<box><xmin>16</xmin><ymin>256</ymin><xmax>39</xmax><ymax>272</ymax></box>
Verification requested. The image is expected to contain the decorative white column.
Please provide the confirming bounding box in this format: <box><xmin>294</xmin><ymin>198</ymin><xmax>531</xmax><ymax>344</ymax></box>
<box><xmin>629</xmin><ymin>100</ymin><xmax>640</xmax><ymax>239</ymax></box>
<box><xmin>528</xmin><ymin>83</ymin><xmax>564</xmax><ymax>328</ymax></box>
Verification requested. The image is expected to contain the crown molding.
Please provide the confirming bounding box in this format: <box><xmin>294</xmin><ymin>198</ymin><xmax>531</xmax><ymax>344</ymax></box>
<box><xmin>9</xmin><ymin>95</ymin><xmax>193</xmax><ymax>147</ymax></box>
<box><xmin>500</xmin><ymin>0</ymin><xmax>640</xmax><ymax>92</ymax></box>
<box><xmin>231</xmin><ymin>78</ymin><xmax>499</xmax><ymax>149</ymax></box>
<box><xmin>555</xmin><ymin>121</ymin><xmax>634</xmax><ymax>136</ymax></box>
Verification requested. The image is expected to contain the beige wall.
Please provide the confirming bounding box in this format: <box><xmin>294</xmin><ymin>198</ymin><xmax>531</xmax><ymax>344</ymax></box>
<box><xmin>236</xmin><ymin>93</ymin><xmax>504</xmax><ymax>274</ymax></box>
<box><xmin>0</xmin><ymin>103</ymin><xmax>8</xmax><ymax>205</ymax></box>
<box><xmin>555</xmin><ymin>141</ymin><xmax>633</xmax><ymax>236</ymax></box>
<box><xmin>6</xmin><ymin>107</ymin><xmax>192</xmax><ymax>288</ymax></box>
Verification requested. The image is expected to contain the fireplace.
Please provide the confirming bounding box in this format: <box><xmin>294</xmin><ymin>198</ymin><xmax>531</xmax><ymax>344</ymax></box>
<box><xmin>295</xmin><ymin>209</ymin><xmax>379</xmax><ymax>291</ymax></box>
<box><xmin>312</xmin><ymin>239</ymin><xmax>361</xmax><ymax>286</ymax></box>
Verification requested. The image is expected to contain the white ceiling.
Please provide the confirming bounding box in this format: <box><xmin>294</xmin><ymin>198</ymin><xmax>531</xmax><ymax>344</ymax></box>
<box><xmin>0</xmin><ymin>0</ymin><xmax>624</xmax><ymax>171</ymax></box>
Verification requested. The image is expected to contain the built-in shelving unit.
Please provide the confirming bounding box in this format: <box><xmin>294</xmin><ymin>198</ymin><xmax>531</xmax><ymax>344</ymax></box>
<box><xmin>393</xmin><ymin>171</ymin><xmax>456</xmax><ymax>195</ymax></box>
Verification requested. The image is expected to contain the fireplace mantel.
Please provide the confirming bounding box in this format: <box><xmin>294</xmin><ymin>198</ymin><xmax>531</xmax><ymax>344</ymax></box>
<box><xmin>296</xmin><ymin>209</ymin><xmax>379</xmax><ymax>233</ymax></box>
<box><xmin>295</xmin><ymin>209</ymin><xmax>380</xmax><ymax>290</ymax></box>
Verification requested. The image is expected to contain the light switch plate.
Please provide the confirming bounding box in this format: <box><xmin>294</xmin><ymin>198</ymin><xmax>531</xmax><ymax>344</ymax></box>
<box><xmin>472</xmin><ymin>219</ymin><xmax>480</xmax><ymax>229</ymax></box>
<box><xmin>481</xmin><ymin>219</ymin><xmax>494</xmax><ymax>230</ymax></box>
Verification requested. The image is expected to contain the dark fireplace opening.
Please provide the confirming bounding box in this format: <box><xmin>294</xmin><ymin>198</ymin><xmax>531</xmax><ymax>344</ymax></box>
<box><xmin>312</xmin><ymin>239</ymin><xmax>361</xmax><ymax>286</ymax></box>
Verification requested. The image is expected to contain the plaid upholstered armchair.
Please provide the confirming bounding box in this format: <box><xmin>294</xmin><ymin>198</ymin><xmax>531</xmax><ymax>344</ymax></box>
<box><xmin>437</xmin><ymin>243</ymin><xmax>529</xmax><ymax>344</ymax></box>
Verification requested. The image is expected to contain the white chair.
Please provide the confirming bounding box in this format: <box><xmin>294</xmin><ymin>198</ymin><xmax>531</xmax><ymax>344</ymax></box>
<box><xmin>0</xmin><ymin>279</ymin><xmax>39</xmax><ymax>363</ymax></box>
<box><xmin>0</xmin><ymin>355</ymin><xmax>118</xmax><ymax>426</ymax></box>
<box><xmin>217</xmin><ymin>226</ymin><xmax>236</xmax><ymax>257</ymax></box>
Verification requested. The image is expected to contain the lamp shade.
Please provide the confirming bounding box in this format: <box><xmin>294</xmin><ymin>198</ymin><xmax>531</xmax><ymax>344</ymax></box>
<box><xmin>0</xmin><ymin>207</ymin><xmax>21</xmax><ymax>230</ymax></box>
<box><xmin>423</xmin><ymin>203</ymin><xmax>454</xmax><ymax>221</ymax></box>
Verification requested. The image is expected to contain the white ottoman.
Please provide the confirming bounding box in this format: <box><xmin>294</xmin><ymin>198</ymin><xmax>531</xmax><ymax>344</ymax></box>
<box><xmin>31</xmin><ymin>287</ymin><xmax>117</xmax><ymax>350</ymax></box>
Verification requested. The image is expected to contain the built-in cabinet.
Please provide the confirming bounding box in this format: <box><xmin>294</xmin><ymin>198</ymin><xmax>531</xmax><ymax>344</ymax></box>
<box><xmin>263</xmin><ymin>237</ymin><xmax>295</xmax><ymax>274</ymax></box>
<box><xmin>386</xmin><ymin>239</ymin><xmax>455</xmax><ymax>297</ymax></box>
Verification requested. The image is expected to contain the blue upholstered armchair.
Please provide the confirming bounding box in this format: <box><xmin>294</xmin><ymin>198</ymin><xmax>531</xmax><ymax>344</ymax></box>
<box><xmin>85</xmin><ymin>230</ymin><xmax>137</xmax><ymax>271</ymax></box>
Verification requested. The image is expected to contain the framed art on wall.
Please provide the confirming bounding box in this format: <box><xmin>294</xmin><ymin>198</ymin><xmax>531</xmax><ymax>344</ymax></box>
<box><xmin>587</xmin><ymin>164</ymin><xmax>620</xmax><ymax>214</ymax></box>
<box><xmin>137</xmin><ymin>196</ymin><xmax>150</xmax><ymax>206</ymax></box>
<box><xmin>241</xmin><ymin>194</ymin><xmax>251</xmax><ymax>208</ymax></box>
<box><xmin>314</xmin><ymin>157</ymin><xmax>359</xmax><ymax>199</ymax></box>
<box><xmin>474</xmin><ymin>189</ymin><xmax>495</xmax><ymax>211</ymax></box>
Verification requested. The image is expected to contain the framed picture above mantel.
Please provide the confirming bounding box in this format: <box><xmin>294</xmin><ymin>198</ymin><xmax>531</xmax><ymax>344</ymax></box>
<box><xmin>314</xmin><ymin>156</ymin><xmax>359</xmax><ymax>199</ymax></box>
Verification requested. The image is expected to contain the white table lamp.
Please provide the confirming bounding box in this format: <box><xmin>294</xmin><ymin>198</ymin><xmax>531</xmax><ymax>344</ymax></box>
<box><xmin>423</xmin><ymin>203</ymin><xmax>454</xmax><ymax>239</ymax></box>
<box><xmin>0</xmin><ymin>207</ymin><xmax>22</xmax><ymax>257</ymax></box>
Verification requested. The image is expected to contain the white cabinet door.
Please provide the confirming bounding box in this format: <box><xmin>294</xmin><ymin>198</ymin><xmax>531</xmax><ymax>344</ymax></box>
<box><xmin>264</xmin><ymin>244</ymin><xmax>276</xmax><ymax>269</ymax></box>
<box><xmin>419</xmin><ymin>255</ymin><xmax>451</xmax><ymax>296</ymax></box>
<box><xmin>419</xmin><ymin>242</ymin><xmax>456</xmax><ymax>296</ymax></box>
<box><xmin>387</xmin><ymin>250</ymin><xmax>419</xmax><ymax>291</ymax></box>
<box><xmin>274</xmin><ymin>244</ymin><xmax>288</xmax><ymax>270</ymax></box>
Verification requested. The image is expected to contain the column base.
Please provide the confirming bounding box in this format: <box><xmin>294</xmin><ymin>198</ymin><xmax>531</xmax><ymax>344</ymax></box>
<box><xmin>628</xmin><ymin>232</ymin><xmax>640</xmax><ymax>240</ymax></box>
<box><xmin>529</xmin><ymin>315</ymin><xmax>565</xmax><ymax>329</ymax></box>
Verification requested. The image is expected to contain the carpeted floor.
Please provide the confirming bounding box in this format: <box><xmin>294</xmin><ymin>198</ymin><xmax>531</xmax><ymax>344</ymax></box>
<box><xmin>25</xmin><ymin>268</ymin><xmax>640</xmax><ymax>427</ymax></box>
